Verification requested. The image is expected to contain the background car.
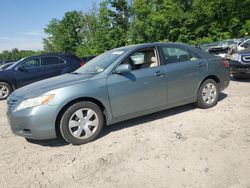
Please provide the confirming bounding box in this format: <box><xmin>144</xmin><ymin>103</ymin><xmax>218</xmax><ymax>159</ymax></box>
<box><xmin>198</xmin><ymin>42</ymin><xmax>220</xmax><ymax>52</ymax></box>
<box><xmin>0</xmin><ymin>53</ymin><xmax>83</xmax><ymax>100</ymax></box>
<box><xmin>0</xmin><ymin>62</ymin><xmax>15</xmax><ymax>70</ymax></box>
<box><xmin>7</xmin><ymin>42</ymin><xmax>230</xmax><ymax>145</ymax></box>
<box><xmin>208</xmin><ymin>39</ymin><xmax>243</xmax><ymax>58</ymax></box>
<box><xmin>0</xmin><ymin>60</ymin><xmax>14</xmax><ymax>65</ymax></box>
<box><xmin>81</xmin><ymin>55</ymin><xmax>96</xmax><ymax>65</ymax></box>
<box><xmin>229</xmin><ymin>48</ymin><xmax>250</xmax><ymax>79</ymax></box>
<box><xmin>237</xmin><ymin>39</ymin><xmax>250</xmax><ymax>51</ymax></box>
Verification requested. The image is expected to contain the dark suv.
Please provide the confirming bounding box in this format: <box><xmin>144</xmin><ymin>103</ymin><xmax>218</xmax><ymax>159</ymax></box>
<box><xmin>229</xmin><ymin>48</ymin><xmax>250</xmax><ymax>79</ymax></box>
<box><xmin>0</xmin><ymin>53</ymin><xmax>83</xmax><ymax>100</ymax></box>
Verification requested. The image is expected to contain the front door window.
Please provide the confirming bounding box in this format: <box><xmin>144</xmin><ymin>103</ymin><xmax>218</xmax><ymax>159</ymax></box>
<box><xmin>19</xmin><ymin>58</ymin><xmax>40</xmax><ymax>69</ymax></box>
<box><xmin>122</xmin><ymin>48</ymin><xmax>159</xmax><ymax>70</ymax></box>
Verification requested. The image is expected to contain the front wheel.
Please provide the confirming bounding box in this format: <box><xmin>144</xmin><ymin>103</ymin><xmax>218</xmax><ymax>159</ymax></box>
<box><xmin>196</xmin><ymin>79</ymin><xmax>219</xmax><ymax>109</ymax></box>
<box><xmin>60</xmin><ymin>101</ymin><xmax>104</xmax><ymax>145</ymax></box>
<box><xmin>0</xmin><ymin>82</ymin><xmax>12</xmax><ymax>100</ymax></box>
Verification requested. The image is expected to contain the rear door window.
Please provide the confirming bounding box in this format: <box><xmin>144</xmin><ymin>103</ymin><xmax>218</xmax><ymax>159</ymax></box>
<box><xmin>161</xmin><ymin>46</ymin><xmax>199</xmax><ymax>64</ymax></box>
<box><xmin>41</xmin><ymin>57</ymin><xmax>65</xmax><ymax>67</ymax></box>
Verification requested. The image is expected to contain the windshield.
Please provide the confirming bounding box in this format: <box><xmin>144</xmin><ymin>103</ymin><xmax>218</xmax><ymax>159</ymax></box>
<box><xmin>6</xmin><ymin>58</ymin><xmax>25</xmax><ymax>70</ymax></box>
<box><xmin>0</xmin><ymin>63</ymin><xmax>13</xmax><ymax>70</ymax></box>
<box><xmin>219</xmin><ymin>40</ymin><xmax>239</xmax><ymax>47</ymax></box>
<box><xmin>75</xmin><ymin>50</ymin><xmax>125</xmax><ymax>74</ymax></box>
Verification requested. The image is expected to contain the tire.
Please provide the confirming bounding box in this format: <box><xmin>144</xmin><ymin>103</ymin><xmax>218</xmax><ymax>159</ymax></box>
<box><xmin>196</xmin><ymin>79</ymin><xmax>219</xmax><ymax>109</ymax></box>
<box><xmin>0</xmin><ymin>82</ymin><xmax>12</xmax><ymax>100</ymax></box>
<box><xmin>60</xmin><ymin>101</ymin><xmax>104</xmax><ymax>145</ymax></box>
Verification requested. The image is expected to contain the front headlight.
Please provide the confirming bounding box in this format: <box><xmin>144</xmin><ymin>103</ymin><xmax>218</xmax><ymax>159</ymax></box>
<box><xmin>15</xmin><ymin>94</ymin><xmax>55</xmax><ymax>112</ymax></box>
<box><xmin>230</xmin><ymin>54</ymin><xmax>240</xmax><ymax>61</ymax></box>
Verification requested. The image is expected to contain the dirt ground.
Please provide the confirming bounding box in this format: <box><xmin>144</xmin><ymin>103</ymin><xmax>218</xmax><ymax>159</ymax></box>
<box><xmin>0</xmin><ymin>79</ymin><xmax>250</xmax><ymax>188</ymax></box>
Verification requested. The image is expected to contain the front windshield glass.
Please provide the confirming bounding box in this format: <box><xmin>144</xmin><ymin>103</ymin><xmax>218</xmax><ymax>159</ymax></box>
<box><xmin>219</xmin><ymin>40</ymin><xmax>238</xmax><ymax>46</ymax></box>
<box><xmin>6</xmin><ymin>58</ymin><xmax>25</xmax><ymax>70</ymax></box>
<box><xmin>75</xmin><ymin>50</ymin><xmax>125</xmax><ymax>74</ymax></box>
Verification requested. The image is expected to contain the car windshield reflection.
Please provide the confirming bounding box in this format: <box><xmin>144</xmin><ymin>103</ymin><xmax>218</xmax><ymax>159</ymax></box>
<box><xmin>74</xmin><ymin>50</ymin><xmax>126</xmax><ymax>74</ymax></box>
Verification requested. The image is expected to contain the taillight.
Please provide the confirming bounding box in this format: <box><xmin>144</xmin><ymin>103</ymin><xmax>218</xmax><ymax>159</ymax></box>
<box><xmin>80</xmin><ymin>61</ymin><xmax>86</xmax><ymax>66</ymax></box>
<box><xmin>222</xmin><ymin>59</ymin><xmax>229</xmax><ymax>68</ymax></box>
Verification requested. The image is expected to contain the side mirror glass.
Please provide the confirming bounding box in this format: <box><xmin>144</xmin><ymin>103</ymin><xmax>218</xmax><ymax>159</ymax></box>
<box><xmin>115</xmin><ymin>64</ymin><xmax>131</xmax><ymax>74</ymax></box>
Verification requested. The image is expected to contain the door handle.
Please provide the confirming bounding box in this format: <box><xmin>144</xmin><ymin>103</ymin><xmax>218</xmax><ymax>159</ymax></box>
<box><xmin>154</xmin><ymin>71</ymin><xmax>165</xmax><ymax>77</ymax></box>
<box><xmin>198</xmin><ymin>63</ymin><xmax>206</xmax><ymax>68</ymax></box>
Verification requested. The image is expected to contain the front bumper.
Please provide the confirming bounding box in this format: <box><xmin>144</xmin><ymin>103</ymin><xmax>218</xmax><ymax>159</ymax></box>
<box><xmin>230</xmin><ymin>60</ymin><xmax>250</xmax><ymax>74</ymax></box>
<box><xmin>6</xmin><ymin>99</ymin><xmax>58</xmax><ymax>140</ymax></box>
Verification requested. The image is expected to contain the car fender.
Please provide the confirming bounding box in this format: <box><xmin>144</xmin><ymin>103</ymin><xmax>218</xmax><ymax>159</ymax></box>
<box><xmin>48</xmin><ymin>78</ymin><xmax>112</xmax><ymax>124</ymax></box>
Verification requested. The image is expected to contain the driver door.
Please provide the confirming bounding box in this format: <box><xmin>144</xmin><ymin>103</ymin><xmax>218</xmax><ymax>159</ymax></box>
<box><xmin>15</xmin><ymin>57</ymin><xmax>43</xmax><ymax>88</ymax></box>
<box><xmin>107</xmin><ymin>47</ymin><xmax>167</xmax><ymax>118</ymax></box>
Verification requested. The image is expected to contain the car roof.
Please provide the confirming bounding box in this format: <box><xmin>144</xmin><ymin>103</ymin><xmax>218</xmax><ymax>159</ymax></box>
<box><xmin>21</xmin><ymin>53</ymin><xmax>79</xmax><ymax>60</ymax></box>
<box><xmin>39</xmin><ymin>53</ymin><xmax>77</xmax><ymax>57</ymax></box>
<box><xmin>112</xmin><ymin>42</ymin><xmax>189</xmax><ymax>51</ymax></box>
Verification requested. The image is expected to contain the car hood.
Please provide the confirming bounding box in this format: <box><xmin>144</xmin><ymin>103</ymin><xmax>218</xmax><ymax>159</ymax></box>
<box><xmin>12</xmin><ymin>73</ymin><xmax>95</xmax><ymax>99</ymax></box>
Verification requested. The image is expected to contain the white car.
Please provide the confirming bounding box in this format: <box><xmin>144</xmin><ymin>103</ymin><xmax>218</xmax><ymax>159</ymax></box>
<box><xmin>237</xmin><ymin>39</ymin><xmax>250</xmax><ymax>51</ymax></box>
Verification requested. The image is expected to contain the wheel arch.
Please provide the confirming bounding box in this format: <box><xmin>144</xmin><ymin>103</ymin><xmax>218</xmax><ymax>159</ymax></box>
<box><xmin>55</xmin><ymin>97</ymin><xmax>107</xmax><ymax>138</ymax></box>
<box><xmin>196</xmin><ymin>75</ymin><xmax>221</xmax><ymax>98</ymax></box>
<box><xmin>0</xmin><ymin>79</ymin><xmax>15</xmax><ymax>90</ymax></box>
<box><xmin>202</xmin><ymin>75</ymin><xmax>220</xmax><ymax>84</ymax></box>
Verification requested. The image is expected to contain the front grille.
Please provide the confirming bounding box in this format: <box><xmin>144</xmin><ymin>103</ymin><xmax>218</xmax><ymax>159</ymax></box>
<box><xmin>7</xmin><ymin>99</ymin><xmax>17</xmax><ymax>111</ymax></box>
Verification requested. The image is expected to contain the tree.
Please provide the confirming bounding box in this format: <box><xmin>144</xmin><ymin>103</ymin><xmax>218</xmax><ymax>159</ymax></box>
<box><xmin>0</xmin><ymin>49</ymin><xmax>40</xmax><ymax>61</ymax></box>
<box><xmin>42</xmin><ymin>0</ymin><xmax>250</xmax><ymax>57</ymax></box>
<box><xmin>44</xmin><ymin>11</ymin><xmax>84</xmax><ymax>53</ymax></box>
<box><xmin>94</xmin><ymin>0</ymin><xmax>131</xmax><ymax>52</ymax></box>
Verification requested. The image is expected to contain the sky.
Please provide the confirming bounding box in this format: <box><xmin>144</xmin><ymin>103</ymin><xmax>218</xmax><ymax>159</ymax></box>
<box><xmin>0</xmin><ymin>0</ymin><xmax>102</xmax><ymax>52</ymax></box>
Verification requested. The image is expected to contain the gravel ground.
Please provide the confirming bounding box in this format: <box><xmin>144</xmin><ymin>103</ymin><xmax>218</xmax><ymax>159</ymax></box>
<box><xmin>0</xmin><ymin>80</ymin><xmax>250</xmax><ymax>188</ymax></box>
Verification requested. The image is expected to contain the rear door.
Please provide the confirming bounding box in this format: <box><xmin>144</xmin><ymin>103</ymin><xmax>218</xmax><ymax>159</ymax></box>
<box><xmin>159</xmin><ymin>44</ymin><xmax>207</xmax><ymax>104</ymax></box>
<box><xmin>15</xmin><ymin>57</ymin><xmax>44</xmax><ymax>87</ymax></box>
<box><xmin>40</xmin><ymin>56</ymin><xmax>67</xmax><ymax>80</ymax></box>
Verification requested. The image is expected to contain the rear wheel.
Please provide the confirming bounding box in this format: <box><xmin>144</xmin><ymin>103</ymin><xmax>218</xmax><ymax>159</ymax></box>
<box><xmin>196</xmin><ymin>79</ymin><xmax>219</xmax><ymax>109</ymax></box>
<box><xmin>0</xmin><ymin>82</ymin><xmax>12</xmax><ymax>100</ymax></box>
<box><xmin>60</xmin><ymin>101</ymin><xmax>104</xmax><ymax>145</ymax></box>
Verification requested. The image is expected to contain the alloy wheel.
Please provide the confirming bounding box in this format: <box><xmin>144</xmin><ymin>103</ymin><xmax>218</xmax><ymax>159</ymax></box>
<box><xmin>0</xmin><ymin>85</ymin><xmax>9</xmax><ymax>99</ymax></box>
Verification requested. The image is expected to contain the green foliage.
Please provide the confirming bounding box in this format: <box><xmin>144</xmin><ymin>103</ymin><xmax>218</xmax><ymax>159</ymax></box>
<box><xmin>11</xmin><ymin>0</ymin><xmax>250</xmax><ymax>56</ymax></box>
<box><xmin>44</xmin><ymin>0</ymin><xmax>131</xmax><ymax>57</ymax></box>
<box><xmin>43</xmin><ymin>11</ymin><xmax>84</xmax><ymax>53</ymax></box>
<box><xmin>129</xmin><ymin>0</ymin><xmax>250</xmax><ymax>45</ymax></box>
<box><xmin>2</xmin><ymin>0</ymin><xmax>250</xmax><ymax>61</ymax></box>
<box><xmin>2</xmin><ymin>0</ymin><xmax>250</xmax><ymax>60</ymax></box>
<box><xmin>0</xmin><ymin>49</ymin><xmax>41</xmax><ymax>62</ymax></box>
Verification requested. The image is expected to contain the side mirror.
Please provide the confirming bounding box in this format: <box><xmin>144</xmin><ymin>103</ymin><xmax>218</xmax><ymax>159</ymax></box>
<box><xmin>17</xmin><ymin>66</ymin><xmax>25</xmax><ymax>71</ymax></box>
<box><xmin>115</xmin><ymin>64</ymin><xmax>131</xmax><ymax>74</ymax></box>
